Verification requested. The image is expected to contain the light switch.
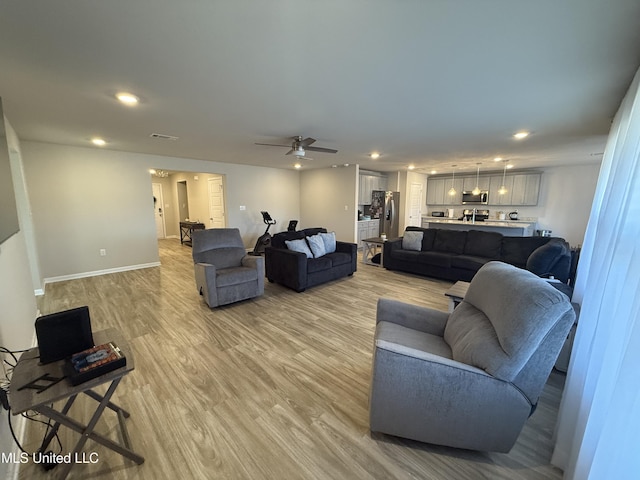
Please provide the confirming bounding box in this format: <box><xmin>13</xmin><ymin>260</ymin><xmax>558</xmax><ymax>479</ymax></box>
<box><xmin>240</xmin><ymin>205</ymin><xmax>246</xmax><ymax>211</ymax></box>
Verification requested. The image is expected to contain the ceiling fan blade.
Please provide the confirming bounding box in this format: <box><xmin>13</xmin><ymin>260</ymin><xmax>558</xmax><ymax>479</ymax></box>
<box><xmin>299</xmin><ymin>137</ymin><xmax>316</xmax><ymax>147</ymax></box>
<box><xmin>254</xmin><ymin>142</ymin><xmax>291</xmax><ymax>147</ymax></box>
<box><xmin>306</xmin><ymin>146</ymin><xmax>338</xmax><ymax>154</ymax></box>
<box><xmin>285</xmin><ymin>149</ymin><xmax>294</xmax><ymax>155</ymax></box>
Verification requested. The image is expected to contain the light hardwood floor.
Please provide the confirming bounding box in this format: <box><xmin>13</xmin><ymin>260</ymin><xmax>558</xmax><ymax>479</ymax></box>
<box><xmin>18</xmin><ymin>239</ymin><xmax>565</xmax><ymax>479</ymax></box>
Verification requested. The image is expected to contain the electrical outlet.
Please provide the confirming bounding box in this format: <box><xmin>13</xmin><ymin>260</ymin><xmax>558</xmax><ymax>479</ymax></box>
<box><xmin>100</xmin><ymin>249</ymin><xmax>107</xmax><ymax>256</ymax></box>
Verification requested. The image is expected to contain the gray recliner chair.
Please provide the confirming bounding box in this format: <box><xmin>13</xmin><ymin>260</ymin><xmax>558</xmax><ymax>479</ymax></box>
<box><xmin>192</xmin><ymin>228</ymin><xmax>264</xmax><ymax>308</ymax></box>
<box><xmin>369</xmin><ymin>261</ymin><xmax>575</xmax><ymax>452</ymax></box>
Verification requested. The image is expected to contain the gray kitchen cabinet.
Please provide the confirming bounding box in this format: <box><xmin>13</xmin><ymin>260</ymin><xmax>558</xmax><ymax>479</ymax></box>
<box><xmin>511</xmin><ymin>173</ymin><xmax>541</xmax><ymax>206</ymax></box>
<box><xmin>427</xmin><ymin>177</ymin><xmax>463</xmax><ymax>205</ymax></box>
<box><xmin>462</xmin><ymin>175</ymin><xmax>490</xmax><ymax>192</ymax></box>
<box><xmin>357</xmin><ymin>219</ymin><xmax>380</xmax><ymax>248</ymax></box>
<box><xmin>359</xmin><ymin>173</ymin><xmax>387</xmax><ymax>205</ymax></box>
<box><xmin>489</xmin><ymin>174</ymin><xmax>514</xmax><ymax>205</ymax></box>
<box><xmin>426</xmin><ymin>178</ymin><xmax>445</xmax><ymax>205</ymax></box>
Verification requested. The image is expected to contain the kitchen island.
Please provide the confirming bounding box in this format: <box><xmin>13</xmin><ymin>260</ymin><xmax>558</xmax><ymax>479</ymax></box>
<box><xmin>421</xmin><ymin>217</ymin><xmax>536</xmax><ymax>237</ymax></box>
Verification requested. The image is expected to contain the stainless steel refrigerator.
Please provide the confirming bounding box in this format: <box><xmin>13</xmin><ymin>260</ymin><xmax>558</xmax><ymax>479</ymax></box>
<box><xmin>370</xmin><ymin>190</ymin><xmax>400</xmax><ymax>239</ymax></box>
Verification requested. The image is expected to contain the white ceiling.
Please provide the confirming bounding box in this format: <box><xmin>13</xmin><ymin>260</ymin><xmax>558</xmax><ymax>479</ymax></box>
<box><xmin>1</xmin><ymin>1</ymin><xmax>639</xmax><ymax>175</ymax></box>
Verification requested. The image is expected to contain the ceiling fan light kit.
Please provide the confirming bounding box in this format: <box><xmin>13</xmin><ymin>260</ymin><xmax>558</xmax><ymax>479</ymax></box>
<box><xmin>255</xmin><ymin>135</ymin><xmax>338</xmax><ymax>160</ymax></box>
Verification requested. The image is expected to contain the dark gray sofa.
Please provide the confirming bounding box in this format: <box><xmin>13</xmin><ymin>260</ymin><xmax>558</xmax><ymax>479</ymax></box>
<box><xmin>265</xmin><ymin>228</ymin><xmax>357</xmax><ymax>292</ymax></box>
<box><xmin>383</xmin><ymin>227</ymin><xmax>572</xmax><ymax>283</ymax></box>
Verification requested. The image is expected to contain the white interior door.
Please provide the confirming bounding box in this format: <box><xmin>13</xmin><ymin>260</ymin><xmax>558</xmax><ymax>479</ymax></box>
<box><xmin>409</xmin><ymin>182</ymin><xmax>423</xmax><ymax>227</ymax></box>
<box><xmin>208</xmin><ymin>176</ymin><xmax>226</xmax><ymax>228</ymax></box>
<box><xmin>152</xmin><ymin>182</ymin><xmax>166</xmax><ymax>239</ymax></box>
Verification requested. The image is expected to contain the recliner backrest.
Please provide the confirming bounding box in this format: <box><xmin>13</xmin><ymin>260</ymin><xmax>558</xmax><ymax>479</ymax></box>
<box><xmin>443</xmin><ymin>261</ymin><xmax>575</xmax><ymax>402</ymax></box>
<box><xmin>192</xmin><ymin>228</ymin><xmax>246</xmax><ymax>269</ymax></box>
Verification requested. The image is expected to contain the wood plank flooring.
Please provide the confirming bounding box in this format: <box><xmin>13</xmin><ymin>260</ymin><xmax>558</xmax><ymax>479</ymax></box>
<box><xmin>18</xmin><ymin>239</ymin><xmax>565</xmax><ymax>479</ymax></box>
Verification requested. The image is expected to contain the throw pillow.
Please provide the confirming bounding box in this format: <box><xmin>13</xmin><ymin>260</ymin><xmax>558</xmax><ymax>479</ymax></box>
<box><xmin>402</xmin><ymin>231</ymin><xmax>423</xmax><ymax>251</ymax></box>
<box><xmin>307</xmin><ymin>234</ymin><xmax>327</xmax><ymax>258</ymax></box>
<box><xmin>285</xmin><ymin>238</ymin><xmax>313</xmax><ymax>258</ymax></box>
<box><xmin>319</xmin><ymin>231</ymin><xmax>337</xmax><ymax>254</ymax></box>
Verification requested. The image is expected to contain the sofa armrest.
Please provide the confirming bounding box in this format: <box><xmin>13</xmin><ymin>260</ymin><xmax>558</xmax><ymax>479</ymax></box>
<box><xmin>335</xmin><ymin>241</ymin><xmax>358</xmax><ymax>272</ymax></box>
<box><xmin>265</xmin><ymin>247</ymin><xmax>308</xmax><ymax>291</ymax></box>
<box><xmin>376</xmin><ymin>297</ymin><xmax>448</xmax><ymax>336</ymax></box>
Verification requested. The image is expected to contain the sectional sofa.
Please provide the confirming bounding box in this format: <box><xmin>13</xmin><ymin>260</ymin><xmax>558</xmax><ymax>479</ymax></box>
<box><xmin>383</xmin><ymin>227</ymin><xmax>572</xmax><ymax>284</ymax></box>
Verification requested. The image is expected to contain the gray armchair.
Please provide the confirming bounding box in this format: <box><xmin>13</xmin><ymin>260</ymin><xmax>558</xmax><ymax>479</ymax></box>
<box><xmin>192</xmin><ymin>228</ymin><xmax>264</xmax><ymax>308</ymax></box>
<box><xmin>369</xmin><ymin>261</ymin><xmax>575</xmax><ymax>452</ymax></box>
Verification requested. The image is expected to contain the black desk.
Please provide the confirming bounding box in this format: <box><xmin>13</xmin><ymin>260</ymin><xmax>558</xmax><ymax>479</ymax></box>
<box><xmin>10</xmin><ymin>329</ymin><xmax>144</xmax><ymax>479</ymax></box>
<box><xmin>179</xmin><ymin>221</ymin><xmax>205</xmax><ymax>246</ymax></box>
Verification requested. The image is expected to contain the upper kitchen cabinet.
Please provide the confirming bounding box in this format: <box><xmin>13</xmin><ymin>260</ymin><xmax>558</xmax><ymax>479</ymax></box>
<box><xmin>462</xmin><ymin>175</ymin><xmax>490</xmax><ymax>192</ymax></box>
<box><xmin>511</xmin><ymin>173</ymin><xmax>541</xmax><ymax>206</ymax></box>
<box><xmin>489</xmin><ymin>174</ymin><xmax>514</xmax><ymax>205</ymax></box>
<box><xmin>359</xmin><ymin>172</ymin><xmax>388</xmax><ymax>204</ymax></box>
<box><xmin>427</xmin><ymin>177</ymin><xmax>462</xmax><ymax>205</ymax></box>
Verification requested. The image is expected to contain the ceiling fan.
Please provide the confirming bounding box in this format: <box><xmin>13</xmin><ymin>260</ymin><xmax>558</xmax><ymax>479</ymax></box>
<box><xmin>255</xmin><ymin>136</ymin><xmax>338</xmax><ymax>158</ymax></box>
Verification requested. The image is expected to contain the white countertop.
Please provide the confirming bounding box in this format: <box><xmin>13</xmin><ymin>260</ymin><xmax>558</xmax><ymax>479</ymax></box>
<box><xmin>424</xmin><ymin>218</ymin><xmax>535</xmax><ymax>228</ymax></box>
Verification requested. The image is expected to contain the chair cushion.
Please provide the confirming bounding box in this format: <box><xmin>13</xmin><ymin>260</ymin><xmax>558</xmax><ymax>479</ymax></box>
<box><xmin>197</xmin><ymin>247</ymin><xmax>246</xmax><ymax>270</ymax></box>
<box><xmin>433</xmin><ymin>230</ymin><xmax>467</xmax><ymax>254</ymax></box>
<box><xmin>216</xmin><ymin>266</ymin><xmax>259</xmax><ymax>287</ymax></box>
<box><xmin>405</xmin><ymin>227</ymin><xmax>437</xmax><ymax>251</ymax></box>
<box><xmin>376</xmin><ymin>321</ymin><xmax>454</xmax><ymax>361</ymax></box>
<box><xmin>307</xmin><ymin>234</ymin><xmax>327</xmax><ymax>258</ymax></box>
<box><xmin>402</xmin><ymin>231</ymin><xmax>423</xmax><ymax>251</ymax></box>
<box><xmin>464</xmin><ymin>230</ymin><xmax>503</xmax><ymax>258</ymax></box>
<box><xmin>307</xmin><ymin>256</ymin><xmax>332</xmax><ymax>273</ymax></box>
<box><xmin>450</xmin><ymin>255</ymin><xmax>492</xmax><ymax>271</ymax></box>
<box><xmin>500</xmin><ymin>237</ymin><xmax>548</xmax><ymax>267</ymax></box>
<box><xmin>325</xmin><ymin>251</ymin><xmax>351</xmax><ymax>267</ymax></box>
<box><xmin>285</xmin><ymin>238</ymin><xmax>313</xmax><ymax>258</ymax></box>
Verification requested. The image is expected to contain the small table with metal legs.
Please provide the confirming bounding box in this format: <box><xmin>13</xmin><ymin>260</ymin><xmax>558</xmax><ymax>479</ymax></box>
<box><xmin>10</xmin><ymin>328</ymin><xmax>144</xmax><ymax>479</ymax></box>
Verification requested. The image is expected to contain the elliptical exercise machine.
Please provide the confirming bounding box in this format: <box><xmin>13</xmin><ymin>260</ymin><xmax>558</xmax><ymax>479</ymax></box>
<box><xmin>251</xmin><ymin>211</ymin><xmax>277</xmax><ymax>255</ymax></box>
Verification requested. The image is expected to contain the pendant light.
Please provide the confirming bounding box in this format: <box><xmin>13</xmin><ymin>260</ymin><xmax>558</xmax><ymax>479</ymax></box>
<box><xmin>498</xmin><ymin>161</ymin><xmax>508</xmax><ymax>195</ymax></box>
<box><xmin>448</xmin><ymin>165</ymin><xmax>457</xmax><ymax>196</ymax></box>
<box><xmin>472</xmin><ymin>163</ymin><xmax>481</xmax><ymax>195</ymax></box>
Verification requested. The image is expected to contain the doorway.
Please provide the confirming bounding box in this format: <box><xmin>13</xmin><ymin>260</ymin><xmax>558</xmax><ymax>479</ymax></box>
<box><xmin>177</xmin><ymin>181</ymin><xmax>190</xmax><ymax>221</ymax></box>
<box><xmin>152</xmin><ymin>183</ymin><xmax>166</xmax><ymax>239</ymax></box>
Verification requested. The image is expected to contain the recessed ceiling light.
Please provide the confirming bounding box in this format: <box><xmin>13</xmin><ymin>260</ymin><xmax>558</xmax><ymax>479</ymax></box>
<box><xmin>430</xmin><ymin>170</ymin><xmax>437</xmax><ymax>175</ymax></box>
<box><xmin>344</xmin><ymin>163</ymin><xmax>350</xmax><ymax>167</ymax></box>
<box><xmin>370</xmin><ymin>152</ymin><xmax>381</xmax><ymax>159</ymax></box>
<box><xmin>116</xmin><ymin>92</ymin><xmax>139</xmax><ymax>106</ymax></box>
<box><xmin>408</xmin><ymin>165</ymin><xmax>415</xmax><ymax>170</ymax></box>
<box><xmin>294</xmin><ymin>163</ymin><xmax>302</xmax><ymax>169</ymax></box>
<box><xmin>494</xmin><ymin>157</ymin><xmax>503</xmax><ymax>162</ymax></box>
<box><xmin>91</xmin><ymin>137</ymin><xmax>106</xmax><ymax>146</ymax></box>
<box><xmin>506</xmin><ymin>164</ymin><xmax>514</xmax><ymax>169</ymax></box>
<box><xmin>513</xmin><ymin>131</ymin><xmax>529</xmax><ymax>140</ymax></box>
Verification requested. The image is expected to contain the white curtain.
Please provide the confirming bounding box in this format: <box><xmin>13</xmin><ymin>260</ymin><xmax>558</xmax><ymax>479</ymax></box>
<box><xmin>551</xmin><ymin>67</ymin><xmax>640</xmax><ymax>479</ymax></box>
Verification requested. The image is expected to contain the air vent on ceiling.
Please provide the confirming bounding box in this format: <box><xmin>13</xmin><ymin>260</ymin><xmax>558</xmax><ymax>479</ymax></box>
<box><xmin>149</xmin><ymin>133</ymin><xmax>179</xmax><ymax>141</ymax></box>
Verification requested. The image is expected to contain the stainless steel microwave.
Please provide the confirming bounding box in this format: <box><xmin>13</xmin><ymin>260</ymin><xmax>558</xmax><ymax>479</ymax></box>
<box><xmin>462</xmin><ymin>190</ymin><xmax>489</xmax><ymax>204</ymax></box>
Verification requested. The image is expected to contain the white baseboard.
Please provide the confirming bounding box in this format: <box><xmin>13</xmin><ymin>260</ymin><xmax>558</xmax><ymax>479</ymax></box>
<box><xmin>43</xmin><ymin>262</ymin><xmax>161</xmax><ymax>286</ymax></box>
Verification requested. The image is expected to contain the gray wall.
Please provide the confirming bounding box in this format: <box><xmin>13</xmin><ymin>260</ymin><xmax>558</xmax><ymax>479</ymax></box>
<box><xmin>0</xmin><ymin>119</ymin><xmax>38</xmax><ymax>480</ymax></box>
<box><xmin>21</xmin><ymin>141</ymin><xmax>301</xmax><ymax>283</ymax></box>
<box><xmin>300</xmin><ymin>165</ymin><xmax>359</xmax><ymax>242</ymax></box>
